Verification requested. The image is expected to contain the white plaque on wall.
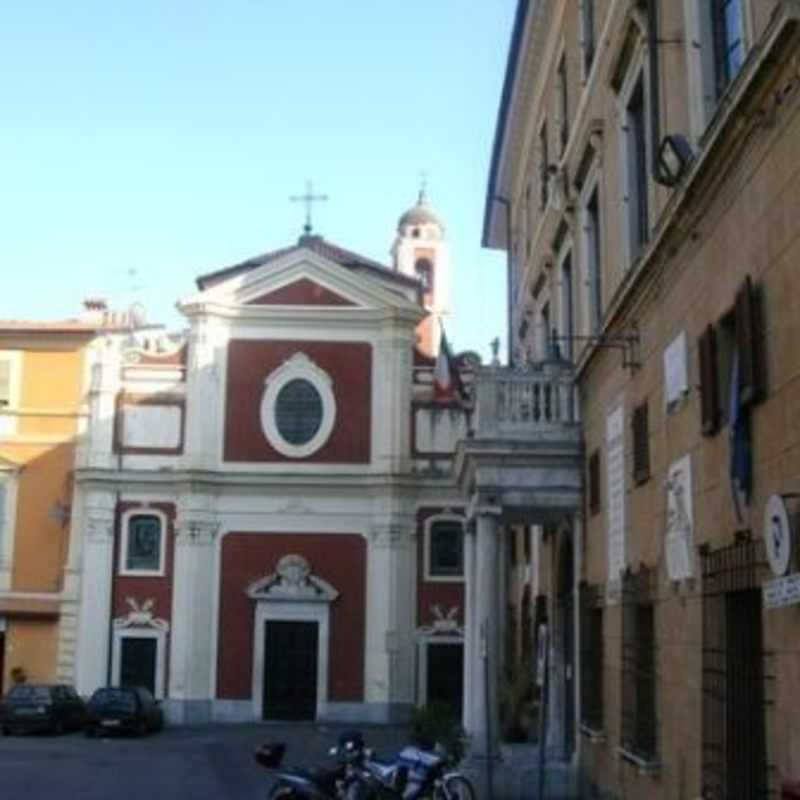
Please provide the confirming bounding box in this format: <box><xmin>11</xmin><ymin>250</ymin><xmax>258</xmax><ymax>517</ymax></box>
<box><xmin>122</xmin><ymin>404</ymin><xmax>182</xmax><ymax>450</ymax></box>
<box><xmin>665</xmin><ymin>454</ymin><xmax>695</xmax><ymax>581</ymax></box>
<box><xmin>606</xmin><ymin>403</ymin><xmax>626</xmax><ymax>585</ymax></box>
<box><xmin>663</xmin><ymin>331</ymin><xmax>689</xmax><ymax>410</ymax></box>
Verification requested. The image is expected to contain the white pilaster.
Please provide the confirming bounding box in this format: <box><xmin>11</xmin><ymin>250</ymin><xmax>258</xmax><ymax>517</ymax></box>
<box><xmin>168</xmin><ymin>503</ymin><xmax>219</xmax><ymax>723</ymax></box>
<box><xmin>74</xmin><ymin>493</ymin><xmax>116</xmax><ymax>696</ymax></box>
<box><xmin>364</xmin><ymin>518</ymin><xmax>415</xmax><ymax>718</ymax></box>
<box><xmin>372</xmin><ymin>330</ymin><xmax>415</xmax><ymax>475</ymax></box>
<box><xmin>462</xmin><ymin>520</ymin><xmax>477</xmax><ymax>732</ymax></box>
<box><xmin>469</xmin><ymin>508</ymin><xmax>501</xmax><ymax>759</ymax></box>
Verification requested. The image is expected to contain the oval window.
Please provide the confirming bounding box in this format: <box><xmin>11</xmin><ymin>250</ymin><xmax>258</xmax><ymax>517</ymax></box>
<box><xmin>274</xmin><ymin>378</ymin><xmax>323</xmax><ymax>445</ymax></box>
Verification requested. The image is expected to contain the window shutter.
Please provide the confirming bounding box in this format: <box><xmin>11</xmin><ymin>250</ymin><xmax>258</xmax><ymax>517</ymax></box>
<box><xmin>698</xmin><ymin>324</ymin><xmax>720</xmax><ymax>435</ymax></box>
<box><xmin>735</xmin><ymin>275</ymin><xmax>763</xmax><ymax>407</ymax></box>
<box><xmin>632</xmin><ymin>402</ymin><xmax>650</xmax><ymax>485</ymax></box>
<box><xmin>588</xmin><ymin>449</ymin><xmax>601</xmax><ymax>515</ymax></box>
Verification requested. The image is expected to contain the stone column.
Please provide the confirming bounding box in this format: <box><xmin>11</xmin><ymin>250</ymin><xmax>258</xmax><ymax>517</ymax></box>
<box><xmin>461</xmin><ymin>520</ymin><xmax>476</xmax><ymax>732</ymax></box>
<box><xmin>74</xmin><ymin>494</ymin><xmax>116</xmax><ymax>697</ymax></box>
<box><xmin>167</xmin><ymin>509</ymin><xmax>219</xmax><ymax>725</ymax></box>
<box><xmin>469</xmin><ymin>508</ymin><xmax>501</xmax><ymax>760</ymax></box>
<box><xmin>364</xmin><ymin>518</ymin><xmax>415</xmax><ymax>722</ymax></box>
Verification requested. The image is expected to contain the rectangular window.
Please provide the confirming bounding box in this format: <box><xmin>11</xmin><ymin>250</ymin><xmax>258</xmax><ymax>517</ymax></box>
<box><xmin>621</xmin><ymin>567</ymin><xmax>657</xmax><ymax>763</ymax></box>
<box><xmin>711</xmin><ymin>0</ymin><xmax>745</xmax><ymax>97</ymax></box>
<box><xmin>540</xmin><ymin>301</ymin><xmax>551</xmax><ymax>361</ymax></box>
<box><xmin>588</xmin><ymin>449</ymin><xmax>601</xmax><ymax>515</ymax></box>
<box><xmin>585</xmin><ymin>188</ymin><xmax>603</xmax><ymax>333</ymax></box>
<box><xmin>625</xmin><ymin>76</ymin><xmax>650</xmax><ymax>260</ymax></box>
<box><xmin>0</xmin><ymin>361</ymin><xmax>10</xmax><ymax>408</ymax></box>
<box><xmin>580</xmin><ymin>583</ymin><xmax>604</xmax><ymax>732</ymax></box>
<box><xmin>558</xmin><ymin>53</ymin><xmax>569</xmax><ymax>154</ymax></box>
<box><xmin>561</xmin><ymin>253</ymin><xmax>574</xmax><ymax>360</ymax></box>
<box><xmin>428</xmin><ymin>520</ymin><xmax>464</xmax><ymax>578</ymax></box>
<box><xmin>539</xmin><ymin>121</ymin><xmax>549</xmax><ymax>209</ymax></box>
<box><xmin>631</xmin><ymin>401</ymin><xmax>650</xmax><ymax>485</ymax></box>
<box><xmin>581</xmin><ymin>0</ymin><xmax>596</xmax><ymax>78</ymax></box>
<box><xmin>123</xmin><ymin>513</ymin><xmax>164</xmax><ymax>574</ymax></box>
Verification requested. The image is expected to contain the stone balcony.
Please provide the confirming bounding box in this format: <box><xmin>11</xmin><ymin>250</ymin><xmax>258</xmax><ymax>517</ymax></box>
<box><xmin>455</xmin><ymin>360</ymin><xmax>583</xmax><ymax>523</ymax></box>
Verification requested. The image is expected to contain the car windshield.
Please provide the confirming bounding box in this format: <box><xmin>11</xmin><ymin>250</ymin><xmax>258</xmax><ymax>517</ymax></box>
<box><xmin>7</xmin><ymin>686</ymin><xmax>52</xmax><ymax>704</ymax></box>
<box><xmin>90</xmin><ymin>689</ymin><xmax>136</xmax><ymax>712</ymax></box>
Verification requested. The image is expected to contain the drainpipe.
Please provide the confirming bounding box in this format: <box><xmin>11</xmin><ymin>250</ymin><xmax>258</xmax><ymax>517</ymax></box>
<box><xmin>647</xmin><ymin>0</ymin><xmax>671</xmax><ymax>186</ymax></box>
<box><xmin>493</xmin><ymin>195</ymin><xmax>513</xmax><ymax>366</ymax></box>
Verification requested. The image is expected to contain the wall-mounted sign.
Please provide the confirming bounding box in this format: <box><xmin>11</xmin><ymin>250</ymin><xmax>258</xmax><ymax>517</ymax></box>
<box><xmin>764</xmin><ymin>494</ymin><xmax>793</xmax><ymax>577</ymax></box>
<box><xmin>665</xmin><ymin>455</ymin><xmax>694</xmax><ymax>581</ymax></box>
<box><xmin>763</xmin><ymin>574</ymin><xmax>800</xmax><ymax>609</ymax></box>
<box><xmin>663</xmin><ymin>331</ymin><xmax>688</xmax><ymax>410</ymax></box>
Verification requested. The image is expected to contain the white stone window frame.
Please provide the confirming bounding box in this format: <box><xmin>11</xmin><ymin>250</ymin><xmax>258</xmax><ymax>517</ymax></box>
<box><xmin>682</xmin><ymin>0</ymin><xmax>754</xmax><ymax>143</ymax></box>
<box><xmin>424</xmin><ymin>515</ymin><xmax>466</xmax><ymax>583</ymax></box>
<box><xmin>578</xmin><ymin>162</ymin><xmax>603</xmax><ymax>340</ymax></box>
<box><xmin>416</xmin><ymin>635</ymin><xmax>463</xmax><ymax>708</ymax></box>
<box><xmin>615</xmin><ymin>40</ymin><xmax>650</xmax><ymax>271</ymax></box>
<box><xmin>0</xmin><ymin>351</ymin><xmax>22</xmax><ymax>438</ymax></box>
<box><xmin>260</xmin><ymin>352</ymin><xmax>337</xmax><ymax>459</ymax></box>
<box><xmin>111</xmin><ymin>627</ymin><xmax>167</xmax><ymax>700</ymax></box>
<box><xmin>118</xmin><ymin>508</ymin><xmax>168</xmax><ymax>578</ymax></box>
<box><xmin>0</xmin><ymin>464</ymin><xmax>20</xmax><ymax>592</ymax></box>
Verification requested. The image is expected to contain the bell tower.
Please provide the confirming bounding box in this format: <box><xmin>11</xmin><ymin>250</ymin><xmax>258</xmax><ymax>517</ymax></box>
<box><xmin>391</xmin><ymin>187</ymin><xmax>450</xmax><ymax>357</ymax></box>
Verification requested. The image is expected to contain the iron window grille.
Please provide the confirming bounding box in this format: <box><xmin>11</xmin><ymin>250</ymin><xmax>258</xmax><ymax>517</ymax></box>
<box><xmin>700</xmin><ymin>537</ymin><xmax>774</xmax><ymax>799</ymax></box>
<box><xmin>620</xmin><ymin>565</ymin><xmax>657</xmax><ymax>765</ymax></box>
<box><xmin>125</xmin><ymin>514</ymin><xmax>163</xmax><ymax>573</ymax></box>
<box><xmin>579</xmin><ymin>582</ymin><xmax>604</xmax><ymax>733</ymax></box>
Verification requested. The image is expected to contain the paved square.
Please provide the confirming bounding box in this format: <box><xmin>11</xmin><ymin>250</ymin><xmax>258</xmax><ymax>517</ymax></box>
<box><xmin>0</xmin><ymin>723</ymin><xmax>411</xmax><ymax>800</ymax></box>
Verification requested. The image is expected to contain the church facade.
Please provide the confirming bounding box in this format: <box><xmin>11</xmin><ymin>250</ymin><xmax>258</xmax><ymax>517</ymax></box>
<box><xmin>69</xmin><ymin>194</ymin><xmax>475</xmax><ymax>725</ymax></box>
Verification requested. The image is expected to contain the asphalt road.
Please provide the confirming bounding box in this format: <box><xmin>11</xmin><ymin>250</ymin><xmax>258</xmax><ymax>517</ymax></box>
<box><xmin>0</xmin><ymin>723</ymin><xmax>411</xmax><ymax>800</ymax></box>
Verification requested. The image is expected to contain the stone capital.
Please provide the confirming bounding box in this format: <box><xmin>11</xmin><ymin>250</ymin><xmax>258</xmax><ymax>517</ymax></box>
<box><xmin>86</xmin><ymin>513</ymin><xmax>115</xmax><ymax>543</ymax></box>
<box><xmin>175</xmin><ymin>518</ymin><xmax>220</xmax><ymax>545</ymax></box>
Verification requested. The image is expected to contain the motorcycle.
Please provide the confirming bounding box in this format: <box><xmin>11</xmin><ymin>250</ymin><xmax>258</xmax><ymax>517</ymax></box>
<box><xmin>255</xmin><ymin>730</ymin><xmax>367</xmax><ymax>800</ymax></box>
<box><xmin>348</xmin><ymin>741</ymin><xmax>476</xmax><ymax>800</ymax></box>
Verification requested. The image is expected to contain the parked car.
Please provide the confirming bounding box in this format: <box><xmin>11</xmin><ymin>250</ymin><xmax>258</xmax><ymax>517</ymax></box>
<box><xmin>85</xmin><ymin>686</ymin><xmax>163</xmax><ymax>737</ymax></box>
<box><xmin>0</xmin><ymin>684</ymin><xmax>86</xmax><ymax>735</ymax></box>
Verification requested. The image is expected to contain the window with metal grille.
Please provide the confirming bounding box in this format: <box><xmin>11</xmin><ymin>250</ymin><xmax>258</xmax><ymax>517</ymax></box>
<box><xmin>701</xmin><ymin>538</ymin><xmax>772</xmax><ymax>799</ymax></box>
<box><xmin>620</xmin><ymin>566</ymin><xmax>657</xmax><ymax>764</ymax></box>
<box><xmin>274</xmin><ymin>378</ymin><xmax>323</xmax><ymax>446</ymax></box>
<box><xmin>631</xmin><ymin>401</ymin><xmax>650</xmax><ymax>485</ymax></box>
<box><xmin>588</xmin><ymin>448</ymin><xmax>601</xmax><ymax>515</ymax></box>
<box><xmin>580</xmin><ymin>583</ymin><xmax>604</xmax><ymax>733</ymax></box>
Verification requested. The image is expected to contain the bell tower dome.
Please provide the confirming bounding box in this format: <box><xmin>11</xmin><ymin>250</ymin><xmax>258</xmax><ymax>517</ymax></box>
<box><xmin>391</xmin><ymin>187</ymin><xmax>450</xmax><ymax>357</ymax></box>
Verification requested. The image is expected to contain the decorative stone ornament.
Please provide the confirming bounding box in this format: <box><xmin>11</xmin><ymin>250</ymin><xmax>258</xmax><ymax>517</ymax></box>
<box><xmin>418</xmin><ymin>604</ymin><xmax>463</xmax><ymax>637</ymax></box>
<box><xmin>113</xmin><ymin>597</ymin><xmax>169</xmax><ymax>632</ymax></box>
<box><xmin>246</xmin><ymin>554</ymin><xmax>339</xmax><ymax>603</ymax></box>
<box><xmin>764</xmin><ymin>494</ymin><xmax>794</xmax><ymax>577</ymax></box>
<box><xmin>260</xmin><ymin>352</ymin><xmax>336</xmax><ymax>458</ymax></box>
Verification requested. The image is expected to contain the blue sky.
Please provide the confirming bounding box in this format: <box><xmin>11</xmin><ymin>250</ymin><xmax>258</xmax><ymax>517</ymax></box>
<box><xmin>1</xmin><ymin>1</ymin><xmax>513</xmax><ymax>358</ymax></box>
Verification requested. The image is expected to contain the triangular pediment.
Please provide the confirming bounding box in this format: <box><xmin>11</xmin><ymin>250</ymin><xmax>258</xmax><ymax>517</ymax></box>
<box><xmin>246</xmin><ymin>278</ymin><xmax>356</xmax><ymax>307</ymax></box>
<box><xmin>181</xmin><ymin>247</ymin><xmax>423</xmax><ymax>317</ymax></box>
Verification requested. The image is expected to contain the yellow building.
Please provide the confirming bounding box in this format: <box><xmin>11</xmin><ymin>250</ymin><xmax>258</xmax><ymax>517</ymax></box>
<box><xmin>0</xmin><ymin>309</ymin><xmax>129</xmax><ymax>693</ymax></box>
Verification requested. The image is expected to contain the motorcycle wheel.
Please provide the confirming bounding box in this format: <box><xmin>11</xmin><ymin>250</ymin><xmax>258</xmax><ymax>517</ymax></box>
<box><xmin>437</xmin><ymin>776</ymin><xmax>476</xmax><ymax>800</ymax></box>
